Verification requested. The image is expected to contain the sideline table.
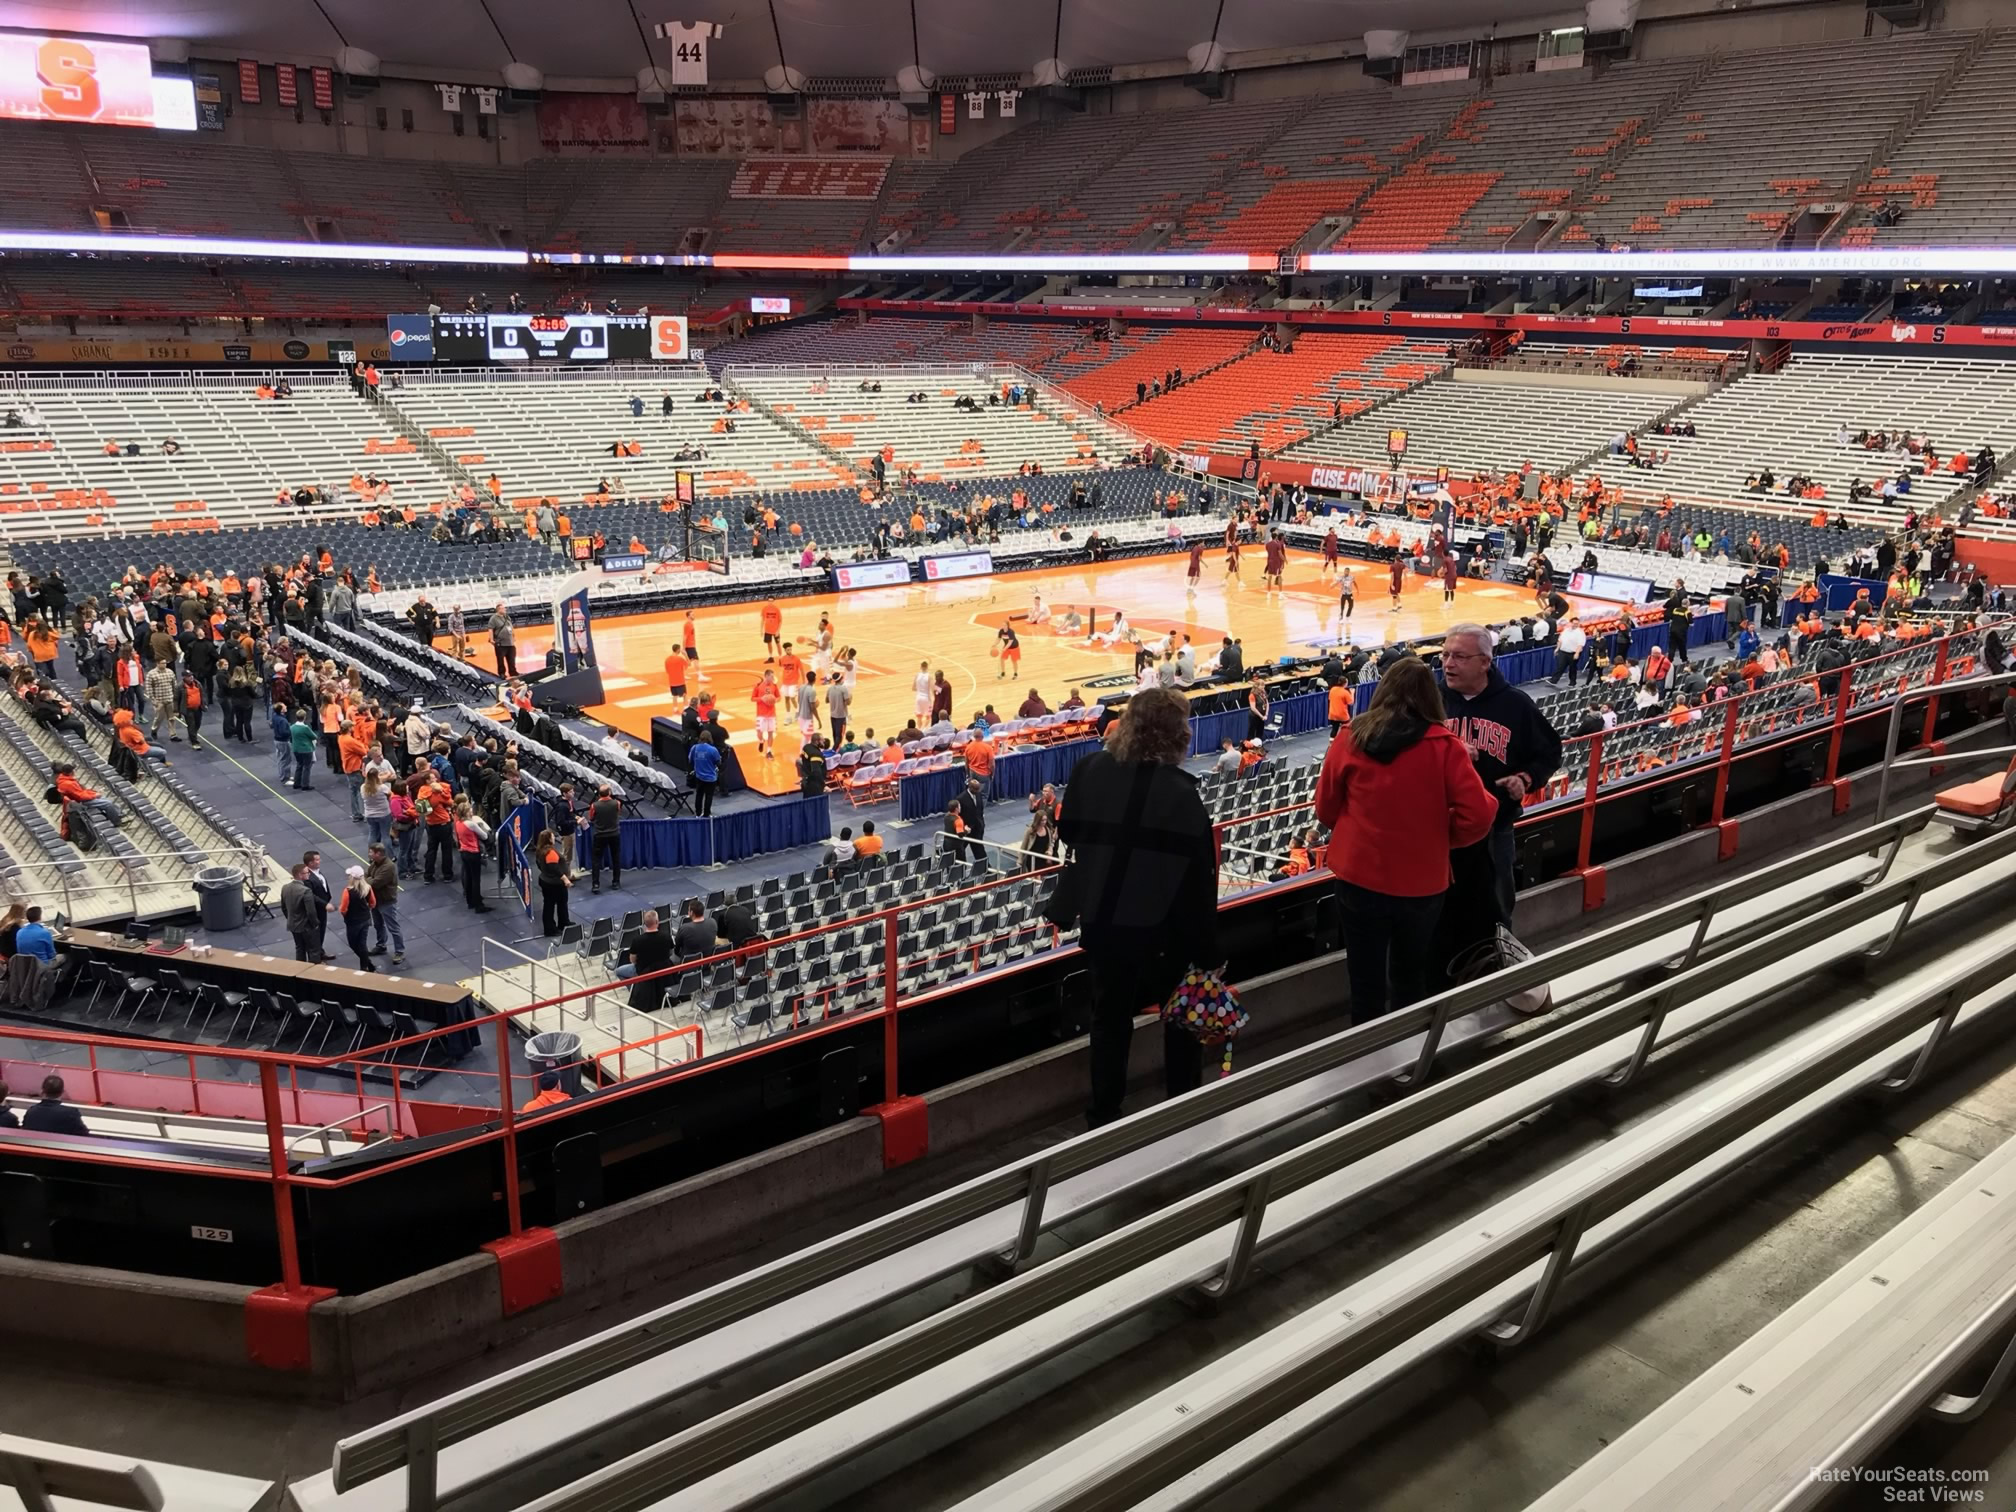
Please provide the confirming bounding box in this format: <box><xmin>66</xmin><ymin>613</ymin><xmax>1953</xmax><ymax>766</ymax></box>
<box><xmin>57</xmin><ymin>928</ymin><xmax>480</xmax><ymax>1056</ymax></box>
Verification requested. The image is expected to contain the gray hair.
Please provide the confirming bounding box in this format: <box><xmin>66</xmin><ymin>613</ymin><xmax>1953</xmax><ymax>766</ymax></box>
<box><xmin>1443</xmin><ymin>622</ymin><xmax>1496</xmax><ymax>656</ymax></box>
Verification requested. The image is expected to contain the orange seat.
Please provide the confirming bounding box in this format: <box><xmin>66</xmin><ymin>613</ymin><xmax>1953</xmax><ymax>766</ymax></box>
<box><xmin>1935</xmin><ymin>759</ymin><xmax>2016</xmax><ymax>819</ymax></box>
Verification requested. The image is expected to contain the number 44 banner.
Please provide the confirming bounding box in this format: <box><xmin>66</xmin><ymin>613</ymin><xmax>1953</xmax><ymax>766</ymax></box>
<box><xmin>654</xmin><ymin>21</ymin><xmax>720</xmax><ymax>86</ymax></box>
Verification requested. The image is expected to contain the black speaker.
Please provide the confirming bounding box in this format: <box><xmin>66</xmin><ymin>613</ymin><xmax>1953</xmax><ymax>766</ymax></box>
<box><xmin>550</xmin><ymin>1133</ymin><xmax>604</xmax><ymax>1219</ymax></box>
<box><xmin>0</xmin><ymin>1172</ymin><xmax>52</xmax><ymax>1259</ymax></box>
<box><xmin>819</xmin><ymin>1046</ymin><xmax>860</xmax><ymax>1123</ymax></box>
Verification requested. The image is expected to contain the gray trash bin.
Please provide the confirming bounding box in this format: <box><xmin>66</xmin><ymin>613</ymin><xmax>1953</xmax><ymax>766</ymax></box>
<box><xmin>192</xmin><ymin>864</ymin><xmax>246</xmax><ymax>932</ymax></box>
<box><xmin>526</xmin><ymin>1030</ymin><xmax>584</xmax><ymax>1093</ymax></box>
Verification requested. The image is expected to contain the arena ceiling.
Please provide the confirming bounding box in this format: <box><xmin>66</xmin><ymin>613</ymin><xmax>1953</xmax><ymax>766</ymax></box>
<box><xmin>0</xmin><ymin>0</ymin><xmax>1623</xmax><ymax>84</ymax></box>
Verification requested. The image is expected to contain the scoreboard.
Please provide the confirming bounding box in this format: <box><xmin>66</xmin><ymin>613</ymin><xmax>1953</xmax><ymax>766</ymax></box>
<box><xmin>429</xmin><ymin>312</ymin><xmax>654</xmax><ymax>363</ymax></box>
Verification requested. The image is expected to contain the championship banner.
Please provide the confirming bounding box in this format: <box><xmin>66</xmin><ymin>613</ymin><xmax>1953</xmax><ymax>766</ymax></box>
<box><xmin>311</xmin><ymin>66</ymin><xmax>334</xmax><ymax>110</ymax></box>
<box><xmin>237</xmin><ymin>59</ymin><xmax>260</xmax><ymax>104</ymax></box>
<box><xmin>275</xmin><ymin>63</ymin><xmax>297</xmax><ymax>107</ymax></box>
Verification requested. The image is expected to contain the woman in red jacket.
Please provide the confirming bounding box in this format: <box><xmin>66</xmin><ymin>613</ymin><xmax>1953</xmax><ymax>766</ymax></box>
<box><xmin>1314</xmin><ymin>656</ymin><xmax>1497</xmax><ymax>1023</ymax></box>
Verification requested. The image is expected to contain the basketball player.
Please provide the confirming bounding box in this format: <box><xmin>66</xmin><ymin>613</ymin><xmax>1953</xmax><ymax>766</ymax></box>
<box><xmin>1186</xmin><ymin>540</ymin><xmax>1205</xmax><ymax>598</ymax></box>
<box><xmin>1337</xmin><ymin>565</ymin><xmax>1356</xmax><ymax>630</ymax></box>
<box><xmin>760</xmin><ymin>600</ymin><xmax>782</xmax><ymax>656</ymax></box>
<box><xmin>996</xmin><ymin>624</ymin><xmax>1021</xmax><ymax>680</ymax></box>
<box><xmin>1262</xmin><ymin>532</ymin><xmax>1287</xmax><ymax>596</ymax></box>
<box><xmin>1224</xmin><ymin>538</ymin><xmax>1242</xmax><ymax>590</ymax></box>
<box><xmin>1442</xmin><ymin>550</ymin><xmax>1459</xmax><ymax>605</ymax></box>
<box><xmin>749</xmin><ymin>668</ymin><xmax>780</xmax><ymax>758</ymax></box>
<box><xmin>1029</xmin><ymin>591</ymin><xmax>1050</xmax><ymax>626</ymax></box>
<box><xmin>1319</xmin><ymin>527</ymin><xmax>1340</xmax><ymax>580</ymax></box>
<box><xmin>1388</xmin><ymin>553</ymin><xmax>1406</xmax><ymax>611</ymax></box>
<box><xmin>913</xmin><ymin>660</ymin><xmax>933</xmax><ymax>723</ymax></box>
<box><xmin>1091</xmin><ymin>610</ymin><xmax>1133</xmax><ymax>648</ymax></box>
<box><xmin>682</xmin><ymin>610</ymin><xmax>703</xmax><ymax>681</ymax></box>
<box><xmin>795</xmin><ymin>678</ymin><xmax>819</xmax><ymax>744</ymax></box>
<box><xmin>777</xmin><ymin>639</ymin><xmax>804</xmax><ymax>710</ymax></box>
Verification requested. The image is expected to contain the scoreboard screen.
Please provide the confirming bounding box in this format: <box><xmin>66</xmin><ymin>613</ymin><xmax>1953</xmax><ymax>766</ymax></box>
<box><xmin>429</xmin><ymin>313</ymin><xmax>652</xmax><ymax>364</ymax></box>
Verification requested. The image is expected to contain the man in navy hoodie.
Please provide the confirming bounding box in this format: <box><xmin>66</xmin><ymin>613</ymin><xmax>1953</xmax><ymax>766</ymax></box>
<box><xmin>1438</xmin><ymin>623</ymin><xmax>1562</xmax><ymax>924</ymax></box>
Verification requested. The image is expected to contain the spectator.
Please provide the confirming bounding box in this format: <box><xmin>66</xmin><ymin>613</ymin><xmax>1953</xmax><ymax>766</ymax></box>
<box><xmin>687</xmin><ymin>731</ymin><xmax>720</xmax><ymax>816</ymax></box>
<box><xmin>1438</xmin><ymin>620</ymin><xmax>1563</xmax><ymax>936</ymax></box>
<box><xmin>12</xmin><ymin>906</ymin><xmax>54</xmax><ymax>964</ymax></box>
<box><xmin>21</xmin><ymin>1074</ymin><xmax>88</xmax><ymax>1136</ymax></box>
<box><xmin>280</xmin><ymin>862</ymin><xmax>321</xmax><ymax>962</ymax></box>
<box><xmin>673</xmin><ymin>898</ymin><xmax>719</xmax><ymax>958</ymax></box>
<box><xmin>1056</xmin><ymin>688</ymin><xmax>1221</xmax><ymax>1128</ymax></box>
<box><xmin>853</xmin><ymin>819</ymin><xmax>884</xmax><ymax>861</ymax></box>
<box><xmin>533</xmin><ymin>827</ymin><xmax>571</xmax><ymax>936</ymax></box>
<box><xmin>338</xmin><ymin>866</ymin><xmax>378</xmax><ymax>972</ymax></box>
<box><xmin>623</xmin><ymin>911</ymin><xmax>679</xmax><ymax>1011</ymax></box>
<box><xmin>364</xmin><ymin>842</ymin><xmax>404</xmax><ymax>966</ymax></box>
<box><xmin>587</xmin><ymin>783</ymin><xmax>622</xmax><ymax>890</ymax></box>
<box><xmin>1317</xmin><ymin>659</ymin><xmax>1498</xmax><ymax>1019</ymax></box>
<box><xmin>954</xmin><ymin>776</ymin><xmax>986</xmax><ymax>865</ymax></box>
<box><xmin>521</xmin><ymin>1072</ymin><xmax>570</xmax><ymax>1114</ymax></box>
<box><xmin>451</xmin><ymin>798</ymin><xmax>493</xmax><ymax>914</ymax></box>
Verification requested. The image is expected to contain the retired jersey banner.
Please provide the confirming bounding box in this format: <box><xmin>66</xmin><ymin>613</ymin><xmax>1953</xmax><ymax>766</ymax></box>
<box><xmin>729</xmin><ymin>158</ymin><xmax>888</xmax><ymax>199</ymax></box>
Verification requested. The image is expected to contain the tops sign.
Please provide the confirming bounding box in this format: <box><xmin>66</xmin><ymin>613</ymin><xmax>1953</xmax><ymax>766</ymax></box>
<box><xmin>728</xmin><ymin>158</ymin><xmax>889</xmax><ymax>200</ymax></box>
<box><xmin>0</xmin><ymin>33</ymin><xmax>193</xmax><ymax>130</ymax></box>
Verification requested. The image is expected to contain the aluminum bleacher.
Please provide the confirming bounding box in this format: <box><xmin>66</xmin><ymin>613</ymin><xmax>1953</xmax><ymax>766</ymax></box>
<box><xmin>1853</xmin><ymin>29</ymin><xmax>2016</xmax><ymax>249</ymax></box>
<box><xmin>0</xmin><ymin>371</ymin><xmax>459</xmax><ymax>541</ymax></box>
<box><xmin>1576</xmin><ymin>352</ymin><xmax>2016</xmax><ymax>537</ymax></box>
<box><xmin>1121</xmin><ymin>334</ymin><xmax>1448</xmax><ymax>455</ymax></box>
<box><xmin>382</xmin><ymin>366</ymin><xmax>851</xmax><ymax>508</ymax></box>
<box><xmin>1282</xmin><ymin>375</ymin><xmax>1672</xmax><ymax>475</ymax></box>
<box><xmin>298</xmin><ymin>808</ymin><xmax>1992</xmax><ymax>1512</ymax></box>
<box><xmin>1573</xmin><ymin>31</ymin><xmax>1976</xmax><ymax>250</ymax></box>
<box><xmin>728</xmin><ymin>367</ymin><xmax>1134</xmax><ymax>481</ymax></box>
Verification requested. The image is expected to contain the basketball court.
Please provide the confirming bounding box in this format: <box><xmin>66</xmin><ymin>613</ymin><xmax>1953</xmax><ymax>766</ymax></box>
<box><xmin>493</xmin><ymin>550</ymin><xmax>1566</xmax><ymax>796</ymax></box>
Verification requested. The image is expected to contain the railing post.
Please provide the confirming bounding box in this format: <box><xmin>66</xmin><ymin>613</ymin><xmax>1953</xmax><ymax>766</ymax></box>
<box><xmin>494</xmin><ymin>1015</ymin><xmax>523</xmax><ymax>1236</ymax></box>
<box><xmin>1823</xmin><ymin>665</ymin><xmax>1853</xmax><ymax>785</ymax></box>
<box><xmin>883</xmin><ymin>910</ymin><xmax>901</xmax><ymax>1105</ymax></box>
<box><xmin>1575</xmin><ymin>731</ymin><xmax>1603</xmax><ymax>875</ymax></box>
<box><xmin>1709</xmin><ymin>694</ymin><xmax>1741</xmax><ymax>827</ymax></box>
<box><xmin>1919</xmin><ymin>638</ymin><xmax>1950</xmax><ymax>750</ymax></box>
<box><xmin>257</xmin><ymin>1060</ymin><xmax>305</xmax><ymax>1290</ymax></box>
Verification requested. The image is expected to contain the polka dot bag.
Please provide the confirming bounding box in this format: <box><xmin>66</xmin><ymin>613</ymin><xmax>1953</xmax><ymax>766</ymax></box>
<box><xmin>1161</xmin><ymin>966</ymin><xmax>1249</xmax><ymax>1077</ymax></box>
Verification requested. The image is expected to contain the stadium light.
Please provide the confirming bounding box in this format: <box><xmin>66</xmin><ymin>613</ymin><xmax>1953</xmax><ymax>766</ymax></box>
<box><xmin>0</xmin><ymin>229</ymin><xmax>528</xmax><ymax>265</ymax></box>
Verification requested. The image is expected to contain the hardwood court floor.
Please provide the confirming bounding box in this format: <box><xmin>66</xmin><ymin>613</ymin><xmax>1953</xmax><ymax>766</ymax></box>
<box><xmin>504</xmin><ymin>552</ymin><xmax>1544</xmax><ymax>796</ymax></box>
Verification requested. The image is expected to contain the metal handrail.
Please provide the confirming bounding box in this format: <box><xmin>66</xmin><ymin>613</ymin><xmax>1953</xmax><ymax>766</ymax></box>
<box><xmin>978</xmin><ymin>929</ymin><xmax>2016</xmax><ymax>1512</ymax></box>
<box><xmin>325</xmin><ymin>807</ymin><xmax>1928</xmax><ymax>1501</ymax></box>
<box><xmin>284</xmin><ymin>1103</ymin><xmax>394</xmax><ymax>1158</ymax></box>
<box><xmin>505</xmin><ymin>813</ymin><xmax>2016</xmax><ymax>1512</ymax></box>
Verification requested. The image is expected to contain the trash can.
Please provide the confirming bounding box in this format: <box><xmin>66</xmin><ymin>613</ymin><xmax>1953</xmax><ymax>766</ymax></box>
<box><xmin>192</xmin><ymin>864</ymin><xmax>246</xmax><ymax>932</ymax></box>
<box><xmin>526</xmin><ymin>1030</ymin><xmax>584</xmax><ymax>1093</ymax></box>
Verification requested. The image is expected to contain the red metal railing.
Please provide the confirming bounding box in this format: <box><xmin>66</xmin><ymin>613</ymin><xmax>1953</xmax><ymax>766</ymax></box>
<box><xmin>0</xmin><ymin>615</ymin><xmax>1995</xmax><ymax>1308</ymax></box>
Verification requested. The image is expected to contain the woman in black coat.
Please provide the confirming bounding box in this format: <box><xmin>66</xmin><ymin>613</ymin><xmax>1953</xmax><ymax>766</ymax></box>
<box><xmin>1056</xmin><ymin>687</ymin><xmax>1223</xmax><ymax>1128</ymax></box>
<box><xmin>534</xmin><ymin>827</ymin><xmax>571</xmax><ymax>936</ymax></box>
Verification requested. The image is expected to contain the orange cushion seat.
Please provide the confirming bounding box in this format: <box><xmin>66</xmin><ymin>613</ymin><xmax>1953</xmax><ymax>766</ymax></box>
<box><xmin>1935</xmin><ymin>763</ymin><xmax>2016</xmax><ymax>818</ymax></box>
